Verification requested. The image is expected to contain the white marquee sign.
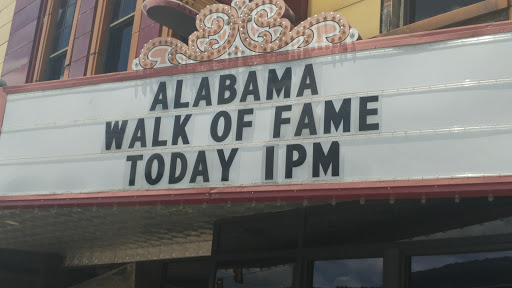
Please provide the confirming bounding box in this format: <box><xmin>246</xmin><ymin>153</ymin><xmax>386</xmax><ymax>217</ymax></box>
<box><xmin>1</xmin><ymin>31</ymin><xmax>512</xmax><ymax>195</ymax></box>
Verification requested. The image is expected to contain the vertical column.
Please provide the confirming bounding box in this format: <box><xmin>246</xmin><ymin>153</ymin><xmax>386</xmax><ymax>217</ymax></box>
<box><xmin>32</xmin><ymin>0</ymin><xmax>57</xmax><ymax>82</ymax></box>
<box><xmin>383</xmin><ymin>248</ymin><xmax>409</xmax><ymax>288</ymax></box>
<box><xmin>85</xmin><ymin>0</ymin><xmax>111</xmax><ymax>76</ymax></box>
<box><xmin>1</xmin><ymin>0</ymin><xmax>44</xmax><ymax>85</ymax></box>
<box><xmin>381</xmin><ymin>0</ymin><xmax>402</xmax><ymax>33</ymax></box>
<box><xmin>65</xmin><ymin>0</ymin><xmax>97</xmax><ymax>78</ymax></box>
<box><xmin>509</xmin><ymin>0</ymin><xmax>512</xmax><ymax>20</ymax></box>
<box><xmin>161</xmin><ymin>26</ymin><xmax>172</xmax><ymax>38</ymax></box>
<box><xmin>381</xmin><ymin>0</ymin><xmax>392</xmax><ymax>33</ymax></box>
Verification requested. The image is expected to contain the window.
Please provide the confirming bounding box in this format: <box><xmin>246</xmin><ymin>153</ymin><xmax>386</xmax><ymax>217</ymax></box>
<box><xmin>411</xmin><ymin>251</ymin><xmax>512</xmax><ymax>287</ymax></box>
<box><xmin>313</xmin><ymin>258</ymin><xmax>383</xmax><ymax>288</ymax></box>
<box><xmin>216</xmin><ymin>263</ymin><xmax>294</xmax><ymax>288</ymax></box>
<box><xmin>46</xmin><ymin>0</ymin><xmax>77</xmax><ymax>81</ymax></box>
<box><xmin>407</xmin><ymin>0</ymin><xmax>486</xmax><ymax>24</ymax></box>
<box><xmin>104</xmin><ymin>0</ymin><xmax>137</xmax><ymax>73</ymax></box>
<box><xmin>405</xmin><ymin>216</ymin><xmax>512</xmax><ymax>241</ymax></box>
<box><xmin>178</xmin><ymin>34</ymin><xmax>189</xmax><ymax>45</ymax></box>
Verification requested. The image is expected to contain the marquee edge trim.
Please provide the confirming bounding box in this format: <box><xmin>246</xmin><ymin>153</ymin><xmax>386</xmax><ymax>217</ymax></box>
<box><xmin>1</xmin><ymin>175</ymin><xmax>512</xmax><ymax>209</ymax></box>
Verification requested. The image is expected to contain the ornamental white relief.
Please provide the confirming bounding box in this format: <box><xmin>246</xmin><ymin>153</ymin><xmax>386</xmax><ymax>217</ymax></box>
<box><xmin>132</xmin><ymin>0</ymin><xmax>359</xmax><ymax>70</ymax></box>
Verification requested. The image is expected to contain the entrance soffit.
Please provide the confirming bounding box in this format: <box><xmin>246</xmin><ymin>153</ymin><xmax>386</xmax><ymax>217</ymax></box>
<box><xmin>0</xmin><ymin>201</ymin><xmax>304</xmax><ymax>266</ymax></box>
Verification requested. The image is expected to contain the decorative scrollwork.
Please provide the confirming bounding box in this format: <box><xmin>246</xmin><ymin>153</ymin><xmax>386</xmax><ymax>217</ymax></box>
<box><xmin>133</xmin><ymin>0</ymin><xmax>359</xmax><ymax>70</ymax></box>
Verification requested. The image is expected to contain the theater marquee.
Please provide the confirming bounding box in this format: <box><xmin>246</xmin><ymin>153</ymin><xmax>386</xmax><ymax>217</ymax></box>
<box><xmin>1</xmin><ymin>29</ymin><xmax>512</xmax><ymax>196</ymax></box>
<box><xmin>109</xmin><ymin>64</ymin><xmax>380</xmax><ymax>187</ymax></box>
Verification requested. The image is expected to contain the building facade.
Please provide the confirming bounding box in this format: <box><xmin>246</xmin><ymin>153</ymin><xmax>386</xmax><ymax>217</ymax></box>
<box><xmin>1</xmin><ymin>0</ymin><xmax>512</xmax><ymax>287</ymax></box>
<box><xmin>2</xmin><ymin>0</ymin><xmax>511</xmax><ymax>84</ymax></box>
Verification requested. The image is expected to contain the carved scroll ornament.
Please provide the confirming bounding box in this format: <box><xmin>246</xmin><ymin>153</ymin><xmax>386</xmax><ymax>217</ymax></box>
<box><xmin>132</xmin><ymin>0</ymin><xmax>359</xmax><ymax>70</ymax></box>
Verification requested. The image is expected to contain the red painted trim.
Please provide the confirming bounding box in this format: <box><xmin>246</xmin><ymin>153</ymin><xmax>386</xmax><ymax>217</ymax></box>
<box><xmin>0</xmin><ymin>88</ymin><xmax>6</xmax><ymax>136</ymax></box>
<box><xmin>4</xmin><ymin>20</ymin><xmax>512</xmax><ymax>95</ymax></box>
<box><xmin>1</xmin><ymin>176</ymin><xmax>512</xmax><ymax>209</ymax></box>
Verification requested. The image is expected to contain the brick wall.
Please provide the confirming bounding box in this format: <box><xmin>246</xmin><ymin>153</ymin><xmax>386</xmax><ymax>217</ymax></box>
<box><xmin>1</xmin><ymin>0</ymin><xmax>43</xmax><ymax>85</ymax></box>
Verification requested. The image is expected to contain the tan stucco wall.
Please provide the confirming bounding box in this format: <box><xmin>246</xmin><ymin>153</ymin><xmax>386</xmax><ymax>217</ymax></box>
<box><xmin>0</xmin><ymin>0</ymin><xmax>16</xmax><ymax>75</ymax></box>
<box><xmin>308</xmin><ymin>0</ymin><xmax>381</xmax><ymax>39</ymax></box>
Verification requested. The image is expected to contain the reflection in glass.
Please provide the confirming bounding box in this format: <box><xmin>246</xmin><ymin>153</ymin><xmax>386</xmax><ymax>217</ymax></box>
<box><xmin>104</xmin><ymin>21</ymin><xmax>133</xmax><ymax>73</ymax></box>
<box><xmin>313</xmin><ymin>258</ymin><xmax>383</xmax><ymax>288</ymax></box>
<box><xmin>104</xmin><ymin>0</ymin><xmax>136</xmax><ymax>73</ymax></box>
<box><xmin>46</xmin><ymin>51</ymin><xmax>66</xmax><ymax>81</ymax></box>
<box><xmin>216</xmin><ymin>263</ymin><xmax>294</xmax><ymax>288</ymax></box>
<box><xmin>179</xmin><ymin>34</ymin><xmax>189</xmax><ymax>45</ymax></box>
<box><xmin>411</xmin><ymin>251</ymin><xmax>512</xmax><ymax>288</ymax></box>
<box><xmin>51</xmin><ymin>0</ymin><xmax>77</xmax><ymax>54</ymax></box>
<box><xmin>111</xmin><ymin>0</ymin><xmax>137</xmax><ymax>22</ymax></box>
<box><xmin>411</xmin><ymin>0</ymin><xmax>485</xmax><ymax>23</ymax></box>
<box><xmin>406</xmin><ymin>217</ymin><xmax>512</xmax><ymax>241</ymax></box>
<box><xmin>45</xmin><ymin>0</ymin><xmax>77</xmax><ymax>81</ymax></box>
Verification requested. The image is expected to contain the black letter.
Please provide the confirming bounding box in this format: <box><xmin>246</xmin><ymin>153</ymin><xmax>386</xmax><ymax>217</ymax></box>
<box><xmin>145</xmin><ymin>153</ymin><xmax>165</xmax><ymax>185</ymax></box>
<box><xmin>267</xmin><ymin>67</ymin><xmax>291</xmax><ymax>100</ymax></box>
<box><xmin>126</xmin><ymin>155</ymin><xmax>143</xmax><ymax>186</ymax></box>
<box><xmin>169</xmin><ymin>152</ymin><xmax>187</xmax><ymax>184</ymax></box>
<box><xmin>285</xmin><ymin>144</ymin><xmax>307</xmax><ymax>179</ymax></box>
<box><xmin>105</xmin><ymin>120</ymin><xmax>128</xmax><ymax>150</ymax></box>
<box><xmin>150</xmin><ymin>82</ymin><xmax>168</xmax><ymax>111</ymax></box>
<box><xmin>210</xmin><ymin>111</ymin><xmax>232</xmax><ymax>142</ymax></box>
<box><xmin>273</xmin><ymin>105</ymin><xmax>292</xmax><ymax>138</ymax></box>
<box><xmin>294</xmin><ymin>103</ymin><xmax>317</xmax><ymax>136</ymax></box>
<box><xmin>313</xmin><ymin>142</ymin><xmax>339</xmax><ymax>177</ymax></box>
<box><xmin>174</xmin><ymin>80</ymin><xmax>189</xmax><ymax>109</ymax></box>
<box><xmin>324</xmin><ymin>99</ymin><xmax>351</xmax><ymax>134</ymax></box>
<box><xmin>236</xmin><ymin>109</ymin><xmax>253</xmax><ymax>141</ymax></box>
<box><xmin>359</xmin><ymin>96</ymin><xmax>380</xmax><ymax>131</ymax></box>
<box><xmin>240</xmin><ymin>71</ymin><xmax>260</xmax><ymax>102</ymax></box>
<box><xmin>172</xmin><ymin>114</ymin><xmax>192</xmax><ymax>145</ymax></box>
<box><xmin>218</xmin><ymin>74</ymin><xmax>237</xmax><ymax>105</ymax></box>
<box><xmin>217</xmin><ymin>149</ymin><xmax>238</xmax><ymax>181</ymax></box>
<box><xmin>296</xmin><ymin>64</ymin><xmax>318</xmax><ymax>97</ymax></box>
<box><xmin>190</xmin><ymin>151</ymin><xmax>210</xmax><ymax>183</ymax></box>
<box><xmin>193</xmin><ymin>77</ymin><xmax>212</xmax><ymax>107</ymax></box>
<box><xmin>152</xmin><ymin>117</ymin><xmax>167</xmax><ymax>147</ymax></box>
<box><xmin>129</xmin><ymin>118</ymin><xmax>147</xmax><ymax>148</ymax></box>
<box><xmin>265</xmin><ymin>146</ymin><xmax>274</xmax><ymax>180</ymax></box>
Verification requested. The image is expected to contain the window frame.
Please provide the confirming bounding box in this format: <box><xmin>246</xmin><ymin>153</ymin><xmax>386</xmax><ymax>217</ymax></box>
<box><xmin>210</xmin><ymin>231</ymin><xmax>512</xmax><ymax>288</ymax></box>
<box><xmin>33</xmin><ymin>0</ymin><xmax>81</xmax><ymax>82</ymax></box>
<box><xmin>380</xmin><ymin>0</ymin><xmax>511</xmax><ymax>37</ymax></box>
<box><xmin>103</xmin><ymin>11</ymin><xmax>135</xmax><ymax>74</ymax></box>
<box><xmin>34</xmin><ymin>0</ymin><xmax>166</xmax><ymax>79</ymax></box>
<box><xmin>209</xmin><ymin>198</ymin><xmax>512</xmax><ymax>288</ymax></box>
<box><xmin>405</xmin><ymin>0</ymin><xmax>487</xmax><ymax>25</ymax></box>
<box><xmin>45</xmin><ymin>47</ymin><xmax>68</xmax><ymax>81</ymax></box>
<box><xmin>87</xmin><ymin>0</ymin><xmax>144</xmax><ymax>76</ymax></box>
